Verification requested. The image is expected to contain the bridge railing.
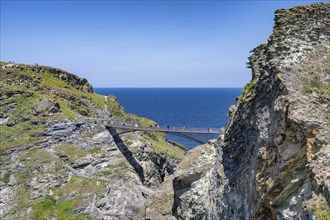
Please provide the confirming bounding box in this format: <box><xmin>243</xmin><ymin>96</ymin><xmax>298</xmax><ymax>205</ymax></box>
<box><xmin>105</xmin><ymin>123</ymin><xmax>223</xmax><ymax>134</ymax></box>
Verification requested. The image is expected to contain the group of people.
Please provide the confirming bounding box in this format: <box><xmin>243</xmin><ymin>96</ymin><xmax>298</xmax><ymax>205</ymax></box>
<box><xmin>119</xmin><ymin>122</ymin><xmax>217</xmax><ymax>133</ymax></box>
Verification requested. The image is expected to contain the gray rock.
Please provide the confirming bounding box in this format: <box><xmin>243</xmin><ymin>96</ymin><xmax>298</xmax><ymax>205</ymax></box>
<box><xmin>172</xmin><ymin>143</ymin><xmax>226</xmax><ymax>220</ymax></box>
<box><xmin>33</xmin><ymin>99</ymin><xmax>60</xmax><ymax>115</ymax></box>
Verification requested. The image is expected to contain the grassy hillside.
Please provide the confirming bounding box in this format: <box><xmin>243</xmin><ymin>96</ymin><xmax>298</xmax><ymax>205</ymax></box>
<box><xmin>0</xmin><ymin>62</ymin><xmax>185</xmax><ymax>158</ymax></box>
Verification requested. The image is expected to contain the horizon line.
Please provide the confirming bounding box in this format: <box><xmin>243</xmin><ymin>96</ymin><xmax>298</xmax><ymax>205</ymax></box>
<box><xmin>94</xmin><ymin>86</ymin><xmax>244</xmax><ymax>89</ymax></box>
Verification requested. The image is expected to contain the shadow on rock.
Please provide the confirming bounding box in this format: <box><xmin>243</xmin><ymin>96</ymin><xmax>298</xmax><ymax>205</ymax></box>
<box><xmin>106</xmin><ymin>127</ymin><xmax>145</xmax><ymax>183</ymax></box>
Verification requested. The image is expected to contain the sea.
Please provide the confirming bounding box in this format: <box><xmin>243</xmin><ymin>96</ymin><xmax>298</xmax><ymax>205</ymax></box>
<box><xmin>94</xmin><ymin>88</ymin><xmax>242</xmax><ymax>148</ymax></box>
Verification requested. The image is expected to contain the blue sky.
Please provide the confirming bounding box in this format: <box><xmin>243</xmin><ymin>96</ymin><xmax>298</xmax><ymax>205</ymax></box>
<box><xmin>0</xmin><ymin>0</ymin><xmax>323</xmax><ymax>87</ymax></box>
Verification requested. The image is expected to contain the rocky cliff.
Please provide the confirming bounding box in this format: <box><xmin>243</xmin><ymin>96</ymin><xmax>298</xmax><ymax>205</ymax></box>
<box><xmin>0</xmin><ymin>63</ymin><xmax>186</xmax><ymax>219</ymax></box>
<box><xmin>222</xmin><ymin>3</ymin><xmax>330</xmax><ymax>219</ymax></box>
<box><xmin>1</xmin><ymin>2</ymin><xmax>329</xmax><ymax>220</ymax></box>
<box><xmin>142</xmin><ymin>2</ymin><xmax>330</xmax><ymax>220</ymax></box>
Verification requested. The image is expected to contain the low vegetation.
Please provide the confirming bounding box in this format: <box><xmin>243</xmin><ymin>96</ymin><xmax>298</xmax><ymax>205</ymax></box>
<box><xmin>231</xmin><ymin>78</ymin><xmax>257</xmax><ymax>116</ymax></box>
<box><xmin>106</xmin><ymin>95</ymin><xmax>125</xmax><ymax>117</ymax></box>
<box><xmin>307</xmin><ymin>198</ymin><xmax>330</xmax><ymax>220</ymax></box>
<box><xmin>14</xmin><ymin>147</ymin><xmax>110</xmax><ymax>219</ymax></box>
<box><xmin>3</xmin><ymin>172</ymin><xmax>10</xmax><ymax>184</ymax></box>
<box><xmin>17</xmin><ymin>149</ymin><xmax>65</xmax><ymax>184</ymax></box>
<box><xmin>79</xmin><ymin>131</ymin><xmax>98</xmax><ymax>138</ymax></box>
<box><xmin>33</xmin><ymin>195</ymin><xmax>88</xmax><ymax>220</ymax></box>
<box><xmin>143</xmin><ymin>132</ymin><xmax>185</xmax><ymax>160</ymax></box>
<box><xmin>55</xmin><ymin>176</ymin><xmax>110</xmax><ymax>197</ymax></box>
<box><xmin>294</xmin><ymin>45</ymin><xmax>330</xmax><ymax>102</ymax></box>
<box><xmin>54</xmin><ymin>144</ymin><xmax>103</xmax><ymax>163</ymax></box>
<box><xmin>152</xmin><ymin>194</ymin><xmax>173</xmax><ymax>214</ymax></box>
<box><xmin>0</xmin><ymin>122</ymin><xmax>47</xmax><ymax>151</ymax></box>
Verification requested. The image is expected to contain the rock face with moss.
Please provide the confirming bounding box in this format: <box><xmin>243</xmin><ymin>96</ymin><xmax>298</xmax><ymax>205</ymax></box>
<box><xmin>221</xmin><ymin>3</ymin><xmax>330</xmax><ymax>219</ymax></box>
<box><xmin>180</xmin><ymin>3</ymin><xmax>330</xmax><ymax>219</ymax></box>
<box><xmin>142</xmin><ymin>3</ymin><xmax>330</xmax><ymax>220</ymax></box>
<box><xmin>0</xmin><ymin>63</ymin><xmax>186</xmax><ymax>219</ymax></box>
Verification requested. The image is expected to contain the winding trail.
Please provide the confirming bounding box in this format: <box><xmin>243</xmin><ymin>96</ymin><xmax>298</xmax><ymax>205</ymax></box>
<box><xmin>104</xmin><ymin>96</ymin><xmax>108</xmax><ymax>113</ymax></box>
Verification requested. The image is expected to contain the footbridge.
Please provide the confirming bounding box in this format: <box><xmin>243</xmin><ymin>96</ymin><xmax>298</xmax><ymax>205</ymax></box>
<box><xmin>105</xmin><ymin>124</ymin><xmax>224</xmax><ymax>144</ymax></box>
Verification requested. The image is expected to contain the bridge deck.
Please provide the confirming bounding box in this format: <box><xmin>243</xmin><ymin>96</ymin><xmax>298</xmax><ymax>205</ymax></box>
<box><xmin>105</xmin><ymin>124</ymin><xmax>222</xmax><ymax>134</ymax></box>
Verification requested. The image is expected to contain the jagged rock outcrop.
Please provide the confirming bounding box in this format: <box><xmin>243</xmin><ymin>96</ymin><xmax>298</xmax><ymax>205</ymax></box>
<box><xmin>172</xmin><ymin>142</ymin><xmax>226</xmax><ymax>219</ymax></box>
<box><xmin>144</xmin><ymin>142</ymin><xmax>225</xmax><ymax>220</ymax></box>
<box><xmin>221</xmin><ymin>3</ymin><xmax>330</xmax><ymax>219</ymax></box>
<box><xmin>1</xmin><ymin>64</ymin><xmax>94</xmax><ymax>93</ymax></box>
<box><xmin>147</xmin><ymin>3</ymin><xmax>330</xmax><ymax>220</ymax></box>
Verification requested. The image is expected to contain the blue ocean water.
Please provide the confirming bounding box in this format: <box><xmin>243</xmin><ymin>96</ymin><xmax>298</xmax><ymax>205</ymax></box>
<box><xmin>94</xmin><ymin>88</ymin><xmax>242</xmax><ymax>148</ymax></box>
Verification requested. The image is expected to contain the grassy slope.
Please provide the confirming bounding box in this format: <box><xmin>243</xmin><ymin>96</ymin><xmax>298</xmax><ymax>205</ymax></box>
<box><xmin>0</xmin><ymin>62</ymin><xmax>185</xmax><ymax>158</ymax></box>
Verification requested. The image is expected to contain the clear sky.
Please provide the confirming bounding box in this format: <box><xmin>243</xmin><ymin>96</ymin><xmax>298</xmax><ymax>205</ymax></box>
<box><xmin>0</xmin><ymin>0</ymin><xmax>323</xmax><ymax>87</ymax></box>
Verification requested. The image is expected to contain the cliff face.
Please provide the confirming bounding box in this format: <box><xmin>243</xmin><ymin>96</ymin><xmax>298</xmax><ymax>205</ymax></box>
<box><xmin>222</xmin><ymin>3</ymin><xmax>329</xmax><ymax>219</ymax></box>
<box><xmin>155</xmin><ymin>3</ymin><xmax>330</xmax><ymax>220</ymax></box>
<box><xmin>0</xmin><ymin>63</ymin><xmax>186</xmax><ymax>219</ymax></box>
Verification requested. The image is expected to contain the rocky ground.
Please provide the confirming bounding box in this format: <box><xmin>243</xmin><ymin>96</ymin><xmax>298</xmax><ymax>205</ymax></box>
<box><xmin>1</xmin><ymin>2</ymin><xmax>330</xmax><ymax>220</ymax></box>
<box><xmin>0</xmin><ymin>63</ymin><xmax>186</xmax><ymax>219</ymax></box>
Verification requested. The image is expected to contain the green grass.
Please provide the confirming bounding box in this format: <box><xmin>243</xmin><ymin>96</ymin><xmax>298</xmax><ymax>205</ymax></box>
<box><xmin>33</xmin><ymin>195</ymin><xmax>89</xmax><ymax>220</ymax></box>
<box><xmin>0</xmin><ymin>122</ymin><xmax>47</xmax><ymax>151</ymax></box>
<box><xmin>55</xmin><ymin>176</ymin><xmax>110</xmax><ymax>197</ymax></box>
<box><xmin>89</xmin><ymin>93</ymin><xmax>105</xmax><ymax>110</ymax></box>
<box><xmin>241</xmin><ymin>80</ymin><xmax>256</xmax><ymax>98</ymax></box>
<box><xmin>19</xmin><ymin>149</ymin><xmax>61</xmax><ymax>168</ymax></box>
<box><xmin>123</xmin><ymin>139</ymin><xmax>134</xmax><ymax>146</ymax></box>
<box><xmin>143</xmin><ymin>132</ymin><xmax>185</xmax><ymax>160</ymax></box>
<box><xmin>30</xmin><ymin>175</ymin><xmax>110</xmax><ymax>219</ymax></box>
<box><xmin>57</xmin><ymin>99</ymin><xmax>76</xmax><ymax>120</ymax></box>
<box><xmin>126</xmin><ymin>114</ymin><xmax>157</xmax><ymax>127</ymax></box>
<box><xmin>15</xmin><ymin>185</ymin><xmax>32</xmax><ymax>212</ymax></box>
<box><xmin>3</xmin><ymin>172</ymin><xmax>10</xmax><ymax>184</ymax></box>
<box><xmin>88</xmin><ymin>147</ymin><xmax>102</xmax><ymax>154</ymax></box>
<box><xmin>97</xmin><ymin>162</ymin><xmax>131</xmax><ymax>177</ymax></box>
<box><xmin>0</xmin><ymin>61</ymin><xmax>8</xmax><ymax>66</ymax></box>
<box><xmin>238</xmin><ymin>80</ymin><xmax>257</xmax><ymax>109</ymax></box>
<box><xmin>26</xmin><ymin>67</ymin><xmax>104</xmax><ymax>117</ymax></box>
<box><xmin>54</xmin><ymin>144</ymin><xmax>103</xmax><ymax>163</ymax></box>
<box><xmin>107</xmin><ymin>162</ymin><xmax>126</xmax><ymax>169</ymax></box>
<box><xmin>294</xmin><ymin>45</ymin><xmax>330</xmax><ymax>103</ymax></box>
<box><xmin>54</xmin><ymin>144</ymin><xmax>89</xmax><ymax>163</ymax></box>
<box><xmin>17</xmin><ymin>149</ymin><xmax>66</xmax><ymax>185</ymax></box>
<box><xmin>6</xmin><ymin>95</ymin><xmax>38</xmax><ymax>122</ymax></box>
<box><xmin>307</xmin><ymin>200</ymin><xmax>330</xmax><ymax>220</ymax></box>
<box><xmin>14</xmin><ymin>148</ymin><xmax>108</xmax><ymax>219</ymax></box>
<box><xmin>0</xmin><ymin>70</ymin><xmax>82</xmax><ymax>128</ymax></box>
<box><xmin>79</xmin><ymin>131</ymin><xmax>98</xmax><ymax>138</ymax></box>
<box><xmin>13</xmin><ymin>149</ymin><xmax>70</xmax><ymax>217</ymax></box>
<box><xmin>106</xmin><ymin>95</ymin><xmax>125</xmax><ymax>117</ymax></box>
